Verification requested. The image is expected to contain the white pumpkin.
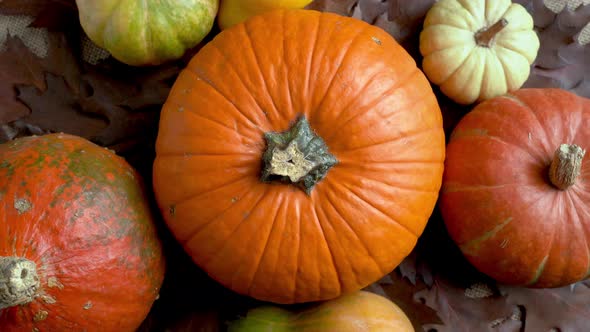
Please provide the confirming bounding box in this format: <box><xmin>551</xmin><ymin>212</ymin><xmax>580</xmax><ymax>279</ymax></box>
<box><xmin>419</xmin><ymin>0</ymin><xmax>540</xmax><ymax>105</ymax></box>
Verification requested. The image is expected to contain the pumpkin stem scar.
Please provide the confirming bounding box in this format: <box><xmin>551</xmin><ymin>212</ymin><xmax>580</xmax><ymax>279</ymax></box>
<box><xmin>549</xmin><ymin>144</ymin><xmax>585</xmax><ymax>190</ymax></box>
<box><xmin>0</xmin><ymin>257</ymin><xmax>40</xmax><ymax>310</ymax></box>
<box><xmin>260</xmin><ymin>116</ymin><xmax>338</xmax><ymax>194</ymax></box>
<box><xmin>475</xmin><ymin>18</ymin><xmax>508</xmax><ymax>47</ymax></box>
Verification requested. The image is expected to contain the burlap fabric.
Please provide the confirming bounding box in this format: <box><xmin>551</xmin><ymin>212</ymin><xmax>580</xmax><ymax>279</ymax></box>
<box><xmin>0</xmin><ymin>14</ymin><xmax>110</xmax><ymax>63</ymax></box>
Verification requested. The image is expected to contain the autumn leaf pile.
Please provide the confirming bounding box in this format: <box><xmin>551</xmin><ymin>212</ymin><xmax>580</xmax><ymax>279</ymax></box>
<box><xmin>1</xmin><ymin>0</ymin><xmax>589</xmax><ymax>331</ymax></box>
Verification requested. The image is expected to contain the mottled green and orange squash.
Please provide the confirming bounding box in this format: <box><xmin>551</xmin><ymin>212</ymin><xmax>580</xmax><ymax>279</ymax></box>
<box><xmin>76</xmin><ymin>0</ymin><xmax>219</xmax><ymax>66</ymax></box>
<box><xmin>0</xmin><ymin>134</ymin><xmax>165</xmax><ymax>331</ymax></box>
<box><xmin>153</xmin><ymin>9</ymin><xmax>445</xmax><ymax>304</ymax></box>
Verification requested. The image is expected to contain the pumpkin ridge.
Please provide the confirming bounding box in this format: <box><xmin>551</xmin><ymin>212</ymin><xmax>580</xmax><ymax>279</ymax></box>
<box><xmin>458</xmin><ymin>105</ymin><xmax>546</xmax><ymax>160</ymax></box>
<box><xmin>322</xmin><ymin>187</ymin><xmax>389</xmax><ymax>275</ymax></box>
<box><xmin>282</xmin><ymin>10</ymin><xmax>296</xmax><ymax>121</ymax></box>
<box><xmin>309</xmin><ymin>24</ymin><xmax>371</xmax><ymax>122</ymax></box>
<box><xmin>165</xmin><ymin>98</ymin><xmax>261</xmax><ymax>147</ymax></box>
<box><xmin>442</xmin><ymin>182</ymin><xmax>538</xmax><ymax>193</ymax></box>
<box><xmin>288</xmin><ymin>198</ymin><xmax>302</xmax><ymax>303</ymax></box>
<box><xmin>187</xmin><ymin>65</ymin><xmax>262</xmax><ymax>128</ymax></box>
<box><xmin>169</xmin><ymin>171</ymin><xmax>251</xmax><ymax>204</ymax></box>
<box><xmin>571</xmin><ymin>195</ymin><xmax>590</xmax><ymax>278</ymax></box>
<box><xmin>158</xmin><ymin>151</ymin><xmax>256</xmax><ymax>158</ymax></box>
<box><xmin>459</xmin><ymin>132</ymin><xmax>539</xmax><ymax>162</ymax></box>
<box><xmin>481</xmin><ymin>51</ymin><xmax>501</xmax><ymax>98</ymax></box>
<box><xmin>310</xmin><ymin>200</ymin><xmax>345</xmax><ymax>298</ymax></box>
<box><xmin>172</xmin><ymin>179</ymin><xmax>256</xmax><ymax>244</ymax></box>
<box><xmin>570</xmin><ymin>98</ymin><xmax>587</xmax><ymax>143</ymax></box>
<box><xmin>438</xmin><ymin>46</ymin><xmax>477</xmax><ymax>84</ymax></box>
<box><xmin>336</xmin><ymin>126</ymin><xmax>443</xmax><ymax>153</ymax></box>
<box><xmin>319</xmin><ymin>69</ymin><xmax>390</xmax><ymax>140</ymax></box>
<box><xmin>493</xmin><ymin>47</ymin><xmax>514</xmax><ymax>90</ymax></box>
<box><xmin>185</xmin><ymin>63</ymin><xmax>264</xmax><ymax>132</ymax></box>
<box><xmin>495</xmin><ymin>38</ymin><xmax>535</xmax><ymax>61</ymax></box>
<box><xmin>241</xmin><ymin>21</ymin><xmax>282</xmax><ymax>123</ymax></box>
<box><xmin>201</xmin><ymin>187</ymin><xmax>269</xmax><ymax>268</ymax></box>
<box><xmin>356</xmin><ymin>172</ymin><xmax>441</xmax><ymax>195</ymax></box>
<box><xmin>246</xmin><ymin>192</ymin><xmax>285</xmax><ymax>297</ymax></box>
<box><xmin>302</xmin><ymin>10</ymin><xmax>322</xmax><ymax>119</ymax></box>
<box><xmin>503</xmin><ymin>93</ymin><xmax>554</xmax><ymax>149</ymax></box>
<box><xmin>99</xmin><ymin>0</ymin><xmax>126</xmax><ymax>49</ymax></box>
<box><xmin>336</xmin><ymin>179</ymin><xmax>421</xmax><ymax>239</ymax></box>
<box><xmin>140</xmin><ymin>0</ymin><xmax>152</xmax><ymax>61</ymax></box>
<box><xmin>244</xmin><ymin>193</ymin><xmax>283</xmax><ymax>293</ymax></box>
<box><xmin>565</xmin><ymin>191</ymin><xmax>590</xmax><ymax>268</ymax></box>
<box><xmin>457</xmin><ymin>0</ymin><xmax>485</xmax><ymax>23</ymax></box>
<box><xmin>321</xmin><ymin>69</ymin><xmax>420</xmax><ymax>143</ymax></box>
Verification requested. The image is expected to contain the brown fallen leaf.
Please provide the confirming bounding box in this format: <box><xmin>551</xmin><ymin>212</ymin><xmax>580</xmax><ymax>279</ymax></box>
<box><xmin>16</xmin><ymin>72</ymin><xmax>108</xmax><ymax>139</ymax></box>
<box><xmin>415</xmin><ymin>277</ymin><xmax>522</xmax><ymax>332</ymax></box>
<box><xmin>499</xmin><ymin>282</ymin><xmax>590</xmax><ymax>332</ymax></box>
<box><xmin>0</xmin><ymin>0</ymin><xmax>76</xmax><ymax>17</ymax></box>
<box><xmin>365</xmin><ymin>270</ymin><xmax>442</xmax><ymax>331</ymax></box>
<box><xmin>0</xmin><ymin>35</ymin><xmax>47</xmax><ymax>123</ymax></box>
<box><xmin>305</xmin><ymin>0</ymin><xmax>435</xmax><ymax>56</ymax></box>
<box><xmin>519</xmin><ymin>0</ymin><xmax>590</xmax><ymax>98</ymax></box>
<box><xmin>12</xmin><ymin>63</ymin><xmax>179</xmax><ymax>158</ymax></box>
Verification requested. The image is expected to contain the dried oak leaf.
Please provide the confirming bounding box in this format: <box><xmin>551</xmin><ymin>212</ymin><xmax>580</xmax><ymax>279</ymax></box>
<box><xmin>13</xmin><ymin>64</ymin><xmax>179</xmax><ymax>151</ymax></box>
<box><xmin>76</xmin><ymin>63</ymin><xmax>179</xmax><ymax>147</ymax></box>
<box><xmin>365</xmin><ymin>270</ymin><xmax>442</xmax><ymax>331</ymax></box>
<box><xmin>16</xmin><ymin>73</ymin><xmax>107</xmax><ymax>139</ymax></box>
<box><xmin>0</xmin><ymin>30</ymin><xmax>80</xmax><ymax>124</ymax></box>
<box><xmin>498</xmin><ymin>282</ymin><xmax>590</xmax><ymax>332</ymax></box>
<box><xmin>515</xmin><ymin>0</ymin><xmax>590</xmax><ymax>97</ymax></box>
<box><xmin>415</xmin><ymin>277</ymin><xmax>523</xmax><ymax>332</ymax></box>
<box><xmin>398</xmin><ymin>248</ymin><xmax>434</xmax><ymax>288</ymax></box>
<box><xmin>0</xmin><ymin>0</ymin><xmax>76</xmax><ymax>23</ymax></box>
<box><xmin>306</xmin><ymin>0</ymin><xmax>435</xmax><ymax>54</ymax></box>
<box><xmin>0</xmin><ymin>35</ymin><xmax>46</xmax><ymax>123</ymax></box>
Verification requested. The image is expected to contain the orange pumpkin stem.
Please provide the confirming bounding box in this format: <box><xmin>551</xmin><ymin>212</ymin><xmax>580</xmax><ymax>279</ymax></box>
<box><xmin>475</xmin><ymin>18</ymin><xmax>508</xmax><ymax>47</ymax></box>
<box><xmin>261</xmin><ymin>116</ymin><xmax>337</xmax><ymax>194</ymax></box>
<box><xmin>0</xmin><ymin>257</ymin><xmax>40</xmax><ymax>310</ymax></box>
<box><xmin>549</xmin><ymin>144</ymin><xmax>585</xmax><ymax>190</ymax></box>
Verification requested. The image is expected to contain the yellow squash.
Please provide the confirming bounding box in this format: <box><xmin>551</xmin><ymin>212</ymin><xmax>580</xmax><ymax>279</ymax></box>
<box><xmin>218</xmin><ymin>0</ymin><xmax>312</xmax><ymax>30</ymax></box>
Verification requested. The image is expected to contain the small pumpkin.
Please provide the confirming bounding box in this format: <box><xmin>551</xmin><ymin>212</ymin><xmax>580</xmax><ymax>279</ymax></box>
<box><xmin>76</xmin><ymin>0</ymin><xmax>219</xmax><ymax>66</ymax></box>
<box><xmin>0</xmin><ymin>134</ymin><xmax>165</xmax><ymax>331</ymax></box>
<box><xmin>153</xmin><ymin>9</ymin><xmax>445</xmax><ymax>304</ymax></box>
<box><xmin>228</xmin><ymin>290</ymin><xmax>414</xmax><ymax>331</ymax></box>
<box><xmin>217</xmin><ymin>0</ymin><xmax>313</xmax><ymax>30</ymax></box>
<box><xmin>419</xmin><ymin>0</ymin><xmax>540</xmax><ymax>105</ymax></box>
<box><xmin>441</xmin><ymin>88</ymin><xmax>590</xmax><ymax>288</ymax></box>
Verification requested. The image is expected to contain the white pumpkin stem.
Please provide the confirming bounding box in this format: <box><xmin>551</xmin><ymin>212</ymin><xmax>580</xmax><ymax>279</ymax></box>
<box><xmin>0</xmin><ymin>257</ymin><xmax>40</xmax><ymax>310</ymax></box>
<box><xmin>549</xmin><ymin>144</ymin><xmax>585</xmax><ymax>190</ymax></box>
<box><xmin>475</xmin><ymin>18</ymin><xmax>508</xmax><ymax>47</ymax></box>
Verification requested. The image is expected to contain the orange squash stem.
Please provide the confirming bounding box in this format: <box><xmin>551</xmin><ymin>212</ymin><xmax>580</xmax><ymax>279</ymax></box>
<box><xmin>0</xmin><ymin>256</ymin><xmax>40</xmax><ymax>310</ymax></box>
<box><xmin>549</xmin><ymin>144</ymin><xmax>585</xmax><ymax>190</ymax></box>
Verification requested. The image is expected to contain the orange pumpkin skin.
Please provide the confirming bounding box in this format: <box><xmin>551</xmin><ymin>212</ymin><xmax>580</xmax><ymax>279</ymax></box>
<box><xmin>0</xmin><ymin>134</ymin><xmax>165</xmax><ymax>331</ymax></box>
<box><xmin>441</xmin><ymin>89</ymin><xmax>590</xmax><ymax>288</ymax></box>
<box><xmin>153</xmin><ymin>9</ymin><xmax>445</xmax><ymax>303</ymax></box>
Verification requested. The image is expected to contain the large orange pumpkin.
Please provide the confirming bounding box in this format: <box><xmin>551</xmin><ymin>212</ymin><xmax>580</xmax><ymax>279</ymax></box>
<box><xmin>441</xmin><ymin>88</ymin><xmax>590</xmax><ymax>288</ymax></box>
<box><xmin>153</xmin><ymin>9</ymin><xmax>445</xmax><ymax>303</ymax></box>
